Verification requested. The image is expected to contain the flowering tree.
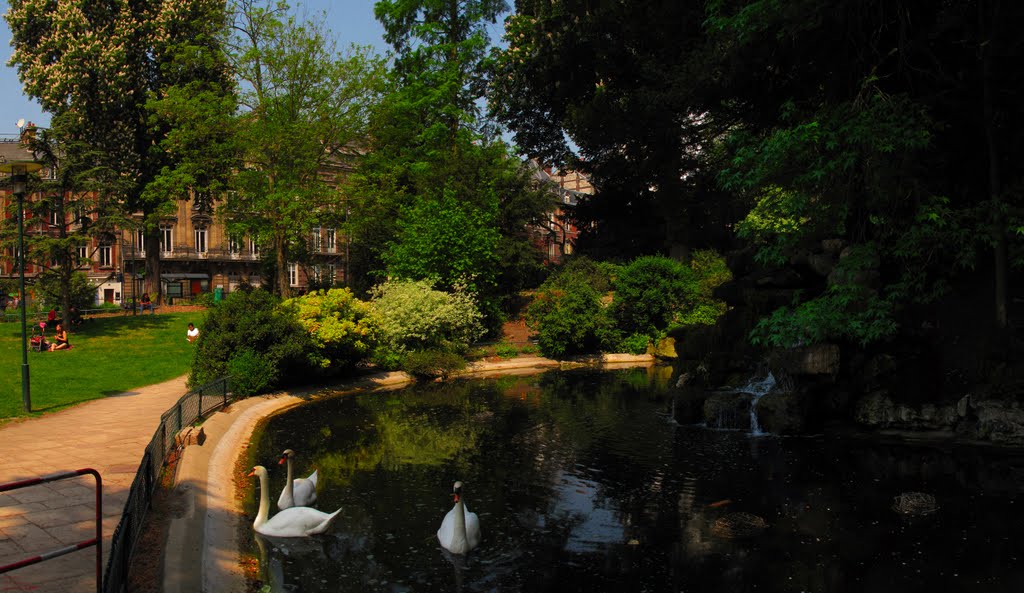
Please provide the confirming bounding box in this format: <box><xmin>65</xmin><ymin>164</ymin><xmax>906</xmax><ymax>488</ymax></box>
<box><xmin>5</xmin><ymin>0</ymin><xmax>236</xmax><ymax>302</ymax></box>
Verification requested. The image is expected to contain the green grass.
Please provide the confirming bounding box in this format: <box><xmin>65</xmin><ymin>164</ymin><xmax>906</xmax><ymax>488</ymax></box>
<box><xmin>0</xmin><ymin>311</ymin><xmax>202</xmax><ymax>420</ymax></box>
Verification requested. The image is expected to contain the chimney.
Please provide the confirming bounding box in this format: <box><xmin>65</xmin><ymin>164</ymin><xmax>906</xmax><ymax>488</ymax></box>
<box><xmin>20</xmin><ymin>121</ymin><xmax>37</xmax><ymax>144</ymax></box>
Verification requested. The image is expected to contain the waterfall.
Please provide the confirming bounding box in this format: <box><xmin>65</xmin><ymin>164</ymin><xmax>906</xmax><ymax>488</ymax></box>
<box><xmin>737</xmin><ymin>373</ymin><xmax>776</xmax><ymax>435</ymax></box>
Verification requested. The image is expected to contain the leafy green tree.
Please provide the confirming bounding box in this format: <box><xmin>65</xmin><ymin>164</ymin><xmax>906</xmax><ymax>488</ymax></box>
<box><xmin>383</xmin><ymin>188</ymin><xmax>500</xmax><ymax>294</ymax></box>
<box><xmin>488</xmin><ymin>0</ymin><xmax>734</xmax><ymax>258</ymax></box>
<box><xmin>348</xmin><ymin>0</ymin><xmax>551</xmax><ymax>326</ymax></box>
<box><xmin>1</xmin><ymin>116</ymin><xmax>130</xmax><ymax>320</ymax></box>
<box><xmin>707</xmin><ymin>0</ymin><xmax>1024</xmax><ymax>340</ymax></box>
<box><xmin>6</xmin><ymin>0</ymin><xmax>237</xmax><ymax>302</ymax></box>
<box><xmin>226</xmin><ymin>0</ymin><xmax>386</xmax><ymax>297</ymax></box>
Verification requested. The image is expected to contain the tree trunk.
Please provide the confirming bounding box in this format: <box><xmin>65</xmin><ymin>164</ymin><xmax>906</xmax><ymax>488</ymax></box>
<box><xmin>981</xmin><ymin>0</ymin><xmax>1008</xmax><ymax>329</ymax></box>
<box><xmin>145</xmin><ymin>229</ymin><xmax>162</xmax><ymax>305</ymax></box>
<box><xmin>275</xmin><ymin>232</ymin><xmax>290</xmax><ymax>298</ymax></box>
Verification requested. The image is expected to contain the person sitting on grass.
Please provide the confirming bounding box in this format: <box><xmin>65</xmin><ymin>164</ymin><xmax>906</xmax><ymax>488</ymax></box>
<box><xmin>140</xmin><ymin>292</ymin><xmax>154</xmax><ymax>314</ymax></box>
<box><xmin>50</xmin><ymin>323</ymin><xmax>71</xmax><ymax>351</ymax></box>
<box><xmin>187</xmin><ymin>322</ymin><xmax>199</xmax><ymax>343</ymax></box>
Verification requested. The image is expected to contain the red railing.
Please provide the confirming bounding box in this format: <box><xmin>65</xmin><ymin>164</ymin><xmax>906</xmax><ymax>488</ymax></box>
<box><xmin>0</xmin><ymin>468</ymin><xmax>102</xmax><ymax>593</ymax></box>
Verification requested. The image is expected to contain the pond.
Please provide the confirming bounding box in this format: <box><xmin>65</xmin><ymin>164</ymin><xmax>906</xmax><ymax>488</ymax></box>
<box><xmin>242</xmin><ymin>368</ymin><xmax>1024</xmax><ymax>593</ymax></box>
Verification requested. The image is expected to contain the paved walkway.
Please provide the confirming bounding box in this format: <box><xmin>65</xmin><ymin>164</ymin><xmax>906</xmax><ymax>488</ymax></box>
<box><xmin>0</xmin><ymin>376</ymin><xmax>189</xmax><ymax>593</ymax></box>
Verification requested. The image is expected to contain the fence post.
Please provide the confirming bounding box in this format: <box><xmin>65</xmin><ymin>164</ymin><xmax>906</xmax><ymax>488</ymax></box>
<box><xmin>176</xmin><ymin>402</ymin><xmax>182</xmax><ymax>433</ymax></box>
<box><xmin>119</xmin><ymin>512</ymin><xmax>131</xmax><ymax>593</ymax></box>
<box><xmin>222</xmin><ymin>378</ymin><xmax>228</xmax><ymax>407</ymax></box>
<box><xmin>198</xmin><ymin>388</ymin><xmax>203</xmax><ymax>418</ymax></box>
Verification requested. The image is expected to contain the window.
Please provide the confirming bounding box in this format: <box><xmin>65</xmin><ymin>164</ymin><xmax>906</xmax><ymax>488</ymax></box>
<box><xmin>327</xmin><ymin>263</ymin><xmax>336</xmax><ymax>285</ymax></box>
<box><xmin>76</xmin><ymin>245</ymin><xmax>87</xmax><ymax>265</ymax></box>
<box><xmin>288</xmin><ymin>263</ymin><xmax>298</xmax><ymax>287</ymax></box>
<box><xmin>135</xmin><ymin>228</ymin><xmax>146</xmax><ymax>256</ymax></box>
<box><xmin>229</xmin><ymin>234</ymin><xmax>243</xmax><ymax>255</ymax></box>
<box><xmin>311</xmin><ymin>227</ymin><xmax>322</xmax><ymax>252</ymax></box>
<box><xmin>194</xmin><ymin>228</ymin><xmax>207</xmax><ymax>254</ymax></box>
<box><xmin>72</xmin><ymin>206</ymin><xmax>86</xmax><ymax>228</ymax></box>
<box><xmin>312</xmin><ymin>264</ymin><xmax>322</xmax><ymax>284</ymax></box>
<box><xmin>49</xmin><ymin>209</ymin><xmax>60</xmax><ymax>227</ymax></box>
<box><xmin>326</xmin><ymin>228</ymin><xmax>336</xmax><ymax>253</ymax></box>
<box><xmin>99</xmin><ymin>244</ymin><xmax>112</xmax><ymax>267</ymax></box>
<box><xmin>160</xmin><ymin>226</ymin><xmax>173</xmax><ymax>254</ymax></box>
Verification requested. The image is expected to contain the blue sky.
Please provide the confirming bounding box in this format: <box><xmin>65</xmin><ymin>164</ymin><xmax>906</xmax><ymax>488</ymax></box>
<box><xmin>0</xmin><ymin>0</ymin><xmax>394</xmax><ymax>133</ymax></box>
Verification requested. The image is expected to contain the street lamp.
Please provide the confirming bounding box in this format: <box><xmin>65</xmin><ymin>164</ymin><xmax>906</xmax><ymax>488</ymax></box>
<box><xmin>0</xmin><ymin>154</ymin><xmax>43</xmax><ymax>413</ymax></box>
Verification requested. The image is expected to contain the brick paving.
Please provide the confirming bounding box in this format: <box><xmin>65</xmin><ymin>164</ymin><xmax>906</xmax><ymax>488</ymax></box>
<box><xmin>0</xmin><ymin>375</ymin><xmax>188</xmax><ymax>593</ymax></box>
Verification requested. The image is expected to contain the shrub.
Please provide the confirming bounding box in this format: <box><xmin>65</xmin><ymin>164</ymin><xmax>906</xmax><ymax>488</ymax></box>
<box><xmin>494</xmin><ymin>340</ymin><xmax>519</xmax><ymax>359</ymax></box>
<box><xmin>672</xmin><ymin>249</ymin><xmax>732</xmax><ymax>329</ymax></box>
<box><xmin>280</xmin><ymin>288</ymin><xmax>378</xmax><ymax>371</ymax></box>
<box><xmin>401</xmin><ymin>349</ymin><xmax>467</xmax><ymax>379</ymax></box>
<box><xmin>526</xmin><ymin>282</ymin><xmax>618</xmax><ymax>358</ymax></box>
<box><xmin>618</xmin><ymin>332</ymin><xmax>652</xmax><ymax>355</ymax></box>
<box><xmin>612</xmin><ymin>256</ymin><xmax>700</xmax><ymax>336</ymax></box>
<box><xmin>189</xmin><ymin>287</ymin><xmax>312</xmax><ymax>393</ymax></box>
<box><xmin>227</xmin><ymin>349</ymin><xmax>278</xmax><ymax>397</ymax></box>
<box><xmin>368</xmin><ymin>279</ymin><xmax>485</xmax><ymax>360</ymax></box>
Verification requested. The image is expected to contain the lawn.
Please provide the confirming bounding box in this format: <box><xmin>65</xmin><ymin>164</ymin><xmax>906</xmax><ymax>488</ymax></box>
<box><xmin>0</xmin><ymin>311</ymin><xmax>202</xmax><ymax>420</ymax></box>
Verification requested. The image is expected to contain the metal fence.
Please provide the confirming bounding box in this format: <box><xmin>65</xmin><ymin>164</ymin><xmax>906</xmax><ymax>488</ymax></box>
<box><xmin>102</xmin><ymin>376</ymin><xmax>232</xmax><ymax>593</ymax></box>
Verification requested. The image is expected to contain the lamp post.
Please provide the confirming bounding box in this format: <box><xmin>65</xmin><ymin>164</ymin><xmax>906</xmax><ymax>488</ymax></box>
<box><xmin>1</xmin><ymin>154</ymin><xmax>43</xmax><ymax>413</ymax></box>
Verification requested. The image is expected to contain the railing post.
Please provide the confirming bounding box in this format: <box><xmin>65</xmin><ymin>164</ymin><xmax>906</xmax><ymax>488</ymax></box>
<box><xmin>222</xmin><ymin>377</ymin><xmax>228</xmax><ymax>407</ymax></box>
<box><xmin>198</xmin><ymin>388</ymin><xmax>203</xmax><ymax>418</ymax></box>
<box><xmin>176</xmin><ymin>402</ymin><xmax>182</xmax><ymax>433</ymax></box>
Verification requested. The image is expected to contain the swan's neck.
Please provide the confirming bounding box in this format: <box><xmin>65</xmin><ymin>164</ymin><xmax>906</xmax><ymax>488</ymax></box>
<box><xmin>285</xmin><ymin>458</ymin><xmax>295</xmax><ymax>501</ymax></box>
<box><xmin>254</xmin><ymin>471</ymin><xmax>270</xmax><ymax>529</ymax></box>
<box><xmin>454</xmin><ymin>498</ymin><xmax>467</xmax><ymax>540</ymax></box>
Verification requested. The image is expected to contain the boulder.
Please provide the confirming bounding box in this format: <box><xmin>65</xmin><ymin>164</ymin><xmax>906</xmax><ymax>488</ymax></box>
<box><xmin>670</xmin><ymin>386</ymin><xmax>709</xmax><ymax>425</ymax></box>
<box><xmin>772</xmin><ymin>344</ymin><xmax>840</xmax><ymax>375</ymax></box>
<box><xmin>807</xmin><ymin>253</ymin><xmax>835</xmax><ymax>277</ymax></box>
<box><xmin>755</xmin><ymin>390</ymin><xmax>810</xmax><ymax>434</ymax></box>
<box><xmin>704</xmin><ymin>391</ymin><xmax>754</xmax><ymax>430</ymax></box>
<box><xmin>972</xmin><ymin>398</ymin><xmax>1024</xmax><ymax>445</ymax></box>
<box><xmin>853</xmin><ymin>390</ymin><xmax>959</xmax><ymax>430</ymax></box>
<box><xmin>648</xmin><ymin>336</ymin><xmax>678</xmax><ymax>360</ymax></box>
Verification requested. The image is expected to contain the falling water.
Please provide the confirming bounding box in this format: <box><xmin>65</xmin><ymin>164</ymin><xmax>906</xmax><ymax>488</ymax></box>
<box><xmin>737</xmin><ymin>373</ymin><xmax>776</xmax><ymax>435</ymax></box>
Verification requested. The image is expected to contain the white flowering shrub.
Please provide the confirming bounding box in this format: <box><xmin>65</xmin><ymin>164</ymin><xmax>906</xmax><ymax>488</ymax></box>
<box><xmin>369</xmin><ymin>279</ymin><xmax>485</xmax><ymax>363</ymax></box>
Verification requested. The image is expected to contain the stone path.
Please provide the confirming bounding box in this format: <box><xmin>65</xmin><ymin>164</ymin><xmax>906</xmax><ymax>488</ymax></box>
<box><xmin>0</xmin><ymin>376</ymin><xmax>188</xmax><ymax>593</ymax></box>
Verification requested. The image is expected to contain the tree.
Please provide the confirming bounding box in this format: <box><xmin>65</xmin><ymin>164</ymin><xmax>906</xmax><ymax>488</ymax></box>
<box><xmin>12</xmin><ymin>116</ymin><xmax>131</xmax><ymax>320</ymax></box>
<box><xmin>6</xmin><ymin>0</ymin><xmax>237</xmax><ymax>303</ymax></box>
<box><xmin>226</xmin><ymin>0</ymin><xmax>386</xmax><ymax>297</ymax></box>
<box><xmin>348</xmin><ymin>0</ymin><xmax>552</xmax><ymax>325</ymax></box>
<box><xmin>488</xmin><ymin>0</ymin><xmax>732</xmax><ymax>258</ymax></box>
<box><xmin>706</xmin><ymin>0</ymin><xmax>1024</xmax><ymax>337</ymax></box>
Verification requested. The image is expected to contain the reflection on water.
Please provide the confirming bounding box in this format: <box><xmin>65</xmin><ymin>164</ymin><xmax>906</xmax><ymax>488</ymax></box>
<box><xmin>242</xmin><ymin>368</ymin><xmax>1024</xmax><ymax>593</ymax></box>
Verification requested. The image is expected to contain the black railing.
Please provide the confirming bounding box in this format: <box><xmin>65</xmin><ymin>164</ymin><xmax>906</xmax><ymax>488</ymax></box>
<box><xmin>102</xmin><ymin>376</ymin><xmax>232</xmax><ymax>593</ymax></box>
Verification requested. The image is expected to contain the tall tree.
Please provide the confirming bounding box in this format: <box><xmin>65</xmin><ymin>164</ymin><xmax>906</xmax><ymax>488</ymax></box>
<box><xmin>488</xmin><ymin>0</ymin><xmax>730</xmax><ymax>259</ymax></box>
<box><xmin>5</xmin><ymin>0</ymin><xmax>237</xmax><ymax>303</ymax></box>
<box><xmin>11</xmin><ymin>116</ymin><xmax>132</xmax><ymax>322</ymax></box>
<box><xmin>348</xmin><ymin>0</ymin><xmax>552</xmax><ymax>323</ymax></box>
<box><xmin>226</xmin><ymin>0</ymin><xmax>385</xmax><ymax>297</ymax></box>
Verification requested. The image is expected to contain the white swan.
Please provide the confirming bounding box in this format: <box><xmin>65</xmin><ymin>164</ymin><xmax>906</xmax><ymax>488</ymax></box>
<box><xmin>277</xmin><ymin>449</ymin><xmax>318</xmax><ymax>510</ymax></box>
<box><xmin>437</xmin><ymin>481</ymin><xmax>481</xmax><ymax>554</ymax></box>
<box><xmin>249</xmin><ymin>466</ymin><xmax>340</xmax><ymax>537</ymax></box>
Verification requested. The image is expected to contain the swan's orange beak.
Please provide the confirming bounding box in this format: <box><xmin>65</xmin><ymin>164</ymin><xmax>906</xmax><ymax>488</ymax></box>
<box><xmin>452</xmin><ymin>493</ymin><xmax>460</xmax><ymax>503</ymax></box>
<box><xmin>278</xmin><ymin>457</ymin><xmax>286</xmax><ymax>465</ymax></box>
<box><xmin>247</xmin><ymin>468</ymin><xmax>256</xmax><ymax>477</ymax></box>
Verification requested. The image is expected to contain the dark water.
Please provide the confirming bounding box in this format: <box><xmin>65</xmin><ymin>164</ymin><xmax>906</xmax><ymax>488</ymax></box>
<box><xmin>242</xmin><ymin>368</ymin><xmax>1024</xmax><ymax>593</ymax></box>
